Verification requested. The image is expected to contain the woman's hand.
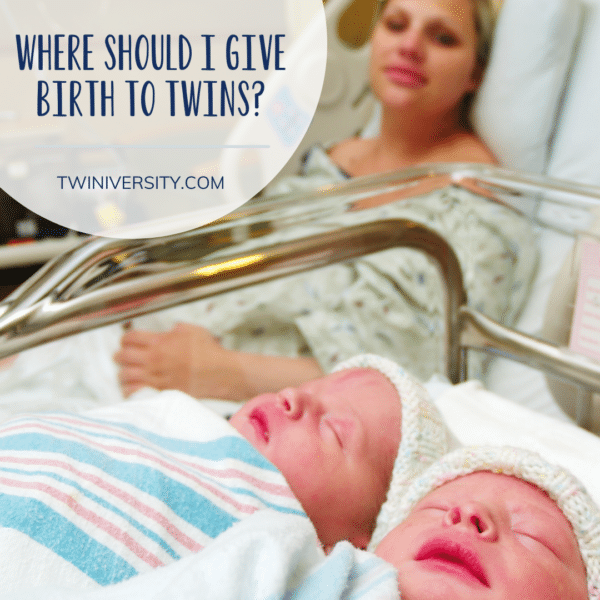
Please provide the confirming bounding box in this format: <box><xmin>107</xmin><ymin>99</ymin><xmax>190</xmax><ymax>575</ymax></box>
<box><xmin>114</xmin><ymin>322</ymin><xmax>324</xmax><ymax>400</ymax></box>
<box><xmin>114</xmin><ymin>323</ymin><xmax>250</xmax><ymax>400</ymax></box>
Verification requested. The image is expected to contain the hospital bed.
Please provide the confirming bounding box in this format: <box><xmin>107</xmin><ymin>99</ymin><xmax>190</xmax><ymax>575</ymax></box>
<box><xmin>1</xmin><ymin>0</ymin><xmax>600</xmax><ymax>419</ymax></box>
<box><xmin>0</xmin><ymin>0</ymin><xmax>600</xmax><ymax>592</ymax></box>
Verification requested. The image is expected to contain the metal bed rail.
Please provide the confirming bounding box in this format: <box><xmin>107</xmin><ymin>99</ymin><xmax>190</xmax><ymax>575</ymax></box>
<box><xmin>459</xmin><ymin>307</ymin><xmax>600</xmax><ymax>429</ymax></box>
<box><xmin>3</xmin><ymin>164</ymin><xmax>600</xmax><ymax>427</ymax></box>
<box><xmin>0</xmin><ymin>219</ymin><xmax>467</xmax><ymax>379</ymax></box>
<box><xmin>213</xmin><ymin>162</ymin><xmax>600</xmax><ymax>238</ymax></box>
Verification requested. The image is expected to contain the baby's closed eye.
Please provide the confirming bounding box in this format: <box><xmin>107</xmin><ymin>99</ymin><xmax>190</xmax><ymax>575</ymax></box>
<box><xmin>415</xmin><ymin>503</ymin><xmax>449</xmax><ymax>513</ymax></box>
<box><xmin>320</xmin><ymin>416</ymin><xmax>344</xmax><ymax>449</ymax></box>
<box><xmin>513</xmin><ymin>528</ymin><xmax>559</xmax><ymax>558</ymax></box>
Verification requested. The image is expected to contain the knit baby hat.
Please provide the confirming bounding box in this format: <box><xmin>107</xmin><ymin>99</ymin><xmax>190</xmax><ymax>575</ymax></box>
<box><xmin>332</xmin><ymin>354</ymin><xmax>450</xmax><ymax>550</ymax></box>
<box><xmin>382</xmin><ymin>445</ymin><xmax>600</xmax><ymax>600</ymax></box>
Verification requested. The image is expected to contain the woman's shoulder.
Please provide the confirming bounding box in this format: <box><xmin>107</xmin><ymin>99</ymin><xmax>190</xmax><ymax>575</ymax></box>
<box><xmin>316</xmin><ymin>131</ymin><xmax>497</xmax><ymax>178</ymax></box>
<box><xmin>438</xmin><ymin>131</ymin><xmax>498</xmax><ymax>165</ymax></box>
<box><xmin>327</xmin><ymin>137</ymin><xmax>375</xmax><ymax>174</ymax></box>
<box><xmin>328</xmin><ymin>132</ymin><xmax>497</xmax><ymax>170</ymax></box>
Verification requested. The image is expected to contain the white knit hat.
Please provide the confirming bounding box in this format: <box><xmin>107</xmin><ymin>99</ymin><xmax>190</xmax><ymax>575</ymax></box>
<box><xmin>332</xmin><ymin>354</ymin><xmax>450</xmax><ymax>550</ymax></box>
<box><xmin>382</xmin><ymin>445</ymin><xmax>600</xmax><ymax>600</ymax></box>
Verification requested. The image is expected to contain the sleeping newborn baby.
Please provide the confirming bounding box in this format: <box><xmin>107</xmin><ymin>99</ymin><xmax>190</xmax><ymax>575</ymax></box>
<box><xmin>374</xmin><ymin>446</ymin><xmax>600</xmax><ymax>600</ymax></box>
<box><xmin>0</xmin><ymin>354</ymin><xmax>450</xmax><ymax>591</ymax></box>
<box><xmin>159</xmin><ymin>444</ymin><xmax>600</xmax><ymax>600</ymax></box>
<box><xmin>229</xmin><ymin>353</ymin><xmax>450</xmax><ymax>551</ymax></box>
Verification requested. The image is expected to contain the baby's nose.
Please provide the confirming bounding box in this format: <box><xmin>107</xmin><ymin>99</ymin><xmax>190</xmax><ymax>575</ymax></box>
<box><xmin>277</xmin><ymin>388</ymin><xmax>309</xmax><ymax>419</ymax></box>
<box><xmin>444</xmin><ymin>503</ymin><xmax>498</xmax><ymax>541</ymax></box>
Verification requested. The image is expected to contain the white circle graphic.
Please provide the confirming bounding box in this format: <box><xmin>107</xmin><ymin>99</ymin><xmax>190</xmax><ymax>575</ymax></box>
<box><xmin>0</xmin><ymin>0</ymin><xmax>327</xmax><ymax>238</ymax></box>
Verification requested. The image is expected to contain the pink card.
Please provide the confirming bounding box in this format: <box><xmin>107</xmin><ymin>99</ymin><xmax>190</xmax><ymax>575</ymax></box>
<box><xmin>569</xmin><ymin>239</ymin><xmax>600</xmax><ymax>361</ymax></box>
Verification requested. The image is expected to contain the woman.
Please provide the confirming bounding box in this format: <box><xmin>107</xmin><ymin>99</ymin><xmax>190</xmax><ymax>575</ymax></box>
<box><xmin>331</xmin><ymin>0</ymin><xmax>497</xmax><ymax>174</ymax></box>
<box><xmin>109</xmin><ymin>0</ymin><xmax>534</xmax><ymax>401</ymax></box>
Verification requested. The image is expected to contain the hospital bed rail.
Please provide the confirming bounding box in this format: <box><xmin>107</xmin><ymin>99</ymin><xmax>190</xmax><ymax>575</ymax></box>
<box><xmin>0</xmin><ymin>219</ymin><xmax>466</xmax><ymax>379</ymax></box>
<box><xmin>2</xmin><ymin>163</ymin><xmax>600</xmax><ymax>428</ymax></box>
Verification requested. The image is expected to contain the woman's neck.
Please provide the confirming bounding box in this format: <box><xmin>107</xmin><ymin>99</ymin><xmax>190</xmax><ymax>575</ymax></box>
<box><xmin>377</xmin><ymin>104</ymin><xmax>466</xmax><ymax>160</ymax></box>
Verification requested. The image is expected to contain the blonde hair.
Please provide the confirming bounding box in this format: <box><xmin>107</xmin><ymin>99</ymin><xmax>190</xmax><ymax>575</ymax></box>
<box><xmin>464</xmin><ymin>0</ymin><xmax>497</xmax><ymax>127</ymax></box>
<box><xmin>471</xmin><ymin>0</ymin><xmax>496</xmax><ymax>70</ymax></box>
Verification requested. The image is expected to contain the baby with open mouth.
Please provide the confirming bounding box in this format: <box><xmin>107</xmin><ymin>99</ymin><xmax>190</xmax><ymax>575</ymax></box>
<box><xmin>229</xmin><ymin>353</ymin><xmax>451</xmax><ymax>551</ymax></box>
<box><xmin>371</xmin><ymin>445</ymin><xmax>600</xmax><ymax>600</ymax></box>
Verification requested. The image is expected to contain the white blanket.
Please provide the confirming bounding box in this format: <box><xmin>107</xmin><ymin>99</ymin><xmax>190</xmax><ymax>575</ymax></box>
<box><xmin>0</xmin><ymin>510</ymin><xmax>399</xmax><ymax>600</ymax></box>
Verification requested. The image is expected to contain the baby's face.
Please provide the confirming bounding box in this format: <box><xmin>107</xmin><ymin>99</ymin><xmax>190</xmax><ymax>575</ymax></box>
<box><xmin>230</xmin><ymin>368</ymin><xmax>402</xmax><ymax>549</ymax></box>
<box><xmin>375</xmin><ymin>472</ymin><xmax>588</xmax><ymax>600</ymax></box>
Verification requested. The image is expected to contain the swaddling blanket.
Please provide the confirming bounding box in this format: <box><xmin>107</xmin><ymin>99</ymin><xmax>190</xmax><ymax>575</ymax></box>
<box><xmin>0</xmin><ymin>510</ymin><xmax>399</xmax><ymax>600</ymax></box>
<box><xmin>0</xmin><ymin>391</ymin><xmax>304</xmax><ymax>592</ymax></box>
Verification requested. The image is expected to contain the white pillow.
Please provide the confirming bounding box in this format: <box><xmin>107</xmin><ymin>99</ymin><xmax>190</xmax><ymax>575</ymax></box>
<box><xmin>547</xmin><ymin>0</ymin><xmax>600</xmax><ymax>184</ymax></box>
<box><xmin>472</xmin><ymin>0</ymin><xmax>581</xmax><ymax>173</ymax></box>
<box><xmin>435</xmin><ymin>380</ymin><xmax>600</xmax><ymax>505</ymax></box>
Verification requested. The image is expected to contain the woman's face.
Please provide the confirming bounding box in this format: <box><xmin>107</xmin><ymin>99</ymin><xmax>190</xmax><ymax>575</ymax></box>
<box><xmin>369</xmin><ymin>0</ymin><xmax>481</xmax><ymax>119</ymax></box>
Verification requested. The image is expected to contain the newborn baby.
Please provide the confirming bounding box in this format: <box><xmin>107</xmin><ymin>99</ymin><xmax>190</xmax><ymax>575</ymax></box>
<box><xmin>0</xmin><ymin>354</ymin><xmax>449</xmax><ymax>590</ymax></box>
<box><xmin>230</xmin><ymin>353</ymin><xmax>450</xmax><ymax>550</ymax></box>
<box><xmin>374</xmin><ymin>446</ymin><xmax>600</xmax><ymax>600</ymax></box>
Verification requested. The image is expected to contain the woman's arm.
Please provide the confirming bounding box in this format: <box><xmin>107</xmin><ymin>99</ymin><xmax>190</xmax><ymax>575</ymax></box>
<box><xmin>114</xmin><ymin>323</ymin><xmax>324</xmax><ymax>400</ymax></box>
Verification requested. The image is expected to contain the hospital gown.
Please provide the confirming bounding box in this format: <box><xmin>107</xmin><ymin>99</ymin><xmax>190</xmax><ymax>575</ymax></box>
<box><xmin>0</xmin><ymin>145</ymin><xmax>537</xmax><ymax>405</ymax></box>
<box><xmin>154</xmin><ymin>145</ymin><xmax>537</xmax><ymax>380</ymax></box>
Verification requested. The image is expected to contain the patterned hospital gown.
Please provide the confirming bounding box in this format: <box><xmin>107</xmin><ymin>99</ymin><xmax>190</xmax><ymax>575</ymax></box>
<box><xmin>0</xmin><ymin>146</ymin><xmax>538</xmax><ymax>400</ymax></box>
<box><xmin>154</xmin><ymin>146</ymin><xmax>538</xmax><ymax>381</ymax></box>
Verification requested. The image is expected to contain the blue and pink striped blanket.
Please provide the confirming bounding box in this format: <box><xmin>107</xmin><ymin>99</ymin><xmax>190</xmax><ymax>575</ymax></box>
<box><xmin>0</xmin><ymin>510</ymin><xmax>400</xmax><ymax>600</ymax></box>
<box><xmin>0</xmin><ymin>392</ymin><xmax>305</xmax><ymax>591</ymax></box>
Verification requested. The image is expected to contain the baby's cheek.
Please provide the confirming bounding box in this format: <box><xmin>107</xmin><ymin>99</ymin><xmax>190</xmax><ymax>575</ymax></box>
<box><xmin>281</xmin><ymin>456</ymin><xmax>319</xmax><ymax>492</ymax></box>
<box><xmin>542</xmin><ymin>570</ymin><xmax>586</xmax><ymax>600</ymax></box>
<box><xmin>511</xmin><ymin>557</ymin><xmax>583</xmax><ymax>600</ymax></box>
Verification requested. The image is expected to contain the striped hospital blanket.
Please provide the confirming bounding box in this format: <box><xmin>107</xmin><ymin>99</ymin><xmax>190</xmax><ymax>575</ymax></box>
<box><xmin>0</xmin><ymin>392</ymin><xmax>305</xmax><ymax>592</ymax></box>
<box><xmin>0</xmin><ymin>511</ymin><xmax>400</xmax><ymax>600</ymax></box>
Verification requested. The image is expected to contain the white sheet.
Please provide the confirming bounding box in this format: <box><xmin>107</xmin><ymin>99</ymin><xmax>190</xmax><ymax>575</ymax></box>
<box><xmin>0</xmin><ymin>326</ymin><xmax>124</xmax><ymax>419</ymax></box>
